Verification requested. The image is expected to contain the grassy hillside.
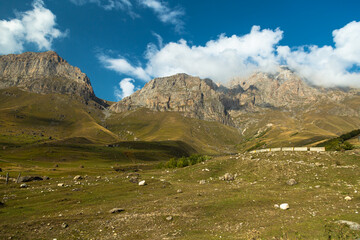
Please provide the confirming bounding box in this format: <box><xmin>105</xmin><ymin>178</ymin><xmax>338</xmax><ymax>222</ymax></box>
<box><xmin>233</xmin><ymin>97</ymin><xmax>360</xmax><ymax>151</ymax></box>
<box><xmin>0</xmin><ymin>88</ymin><xmax>119</xmax><ymax>144</ymax></box>
<box><xmin>105</xmin><ymin>108</ymin><xmax>243</xmax><ymax>154</ymax></box>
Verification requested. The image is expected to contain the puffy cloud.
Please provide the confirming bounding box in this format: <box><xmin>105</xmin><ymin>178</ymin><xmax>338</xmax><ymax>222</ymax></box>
<box><xmin>145</xmin><ymin>26</ymin><xmax>283</xmax><ymax>82</ymax></box>
<box><xmin>0</xmin><ymin>0</ymin><xmax>66</xmax><ymax>55</ymax></box>
<box><xmin>278</xmin><ymin>21</ymin><xmax>360</xmax><ymax>88</ymax></box>
<box><xmin>101</xmin><ymin>26</ymin><xmax>283</xmax><ymax>83</ymax></box>
<box><xmin>102</xmin><ymin>22</ymin><xmax>360</xmax><ymax>88</ymax></box>
<box><xmin>114</xmin><ymin>78</ymin><xmax>136</xmax><ymax>100</ymax></box>
<box><xmin>99</xmin><ymin>54</ymin><xmax>151</xmax><ymax>81</ymax></box>
<box><xmin>139</xmin><ymin>0</ymin><xmax>184</xmax><ymax>32</ymax></box>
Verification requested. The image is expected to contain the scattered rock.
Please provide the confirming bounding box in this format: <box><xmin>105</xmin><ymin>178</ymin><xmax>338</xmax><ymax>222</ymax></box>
<box><xmin>43</xmin><ymin>176</ymin><xmax>50</xmax><ymax>180</ymax></box>
<box><xmin>315</xmin><ymin>162</ymin><xmax>323</xmax><ymax>167</ymax></box>
<box><xmin>138</xmin><ymin>180</ymin><xmax>146</xmax><ymax>186</ymax></box>
<box><xmin>18</xmin><ymin>176</ymin><xmax>43</xmax><ymax>182</ymax></box>
<box><xmin>166</xmin><ymin>216</ymin><xmax>173</xmax><ymax>221</ymax></box>
<box><xmin>109</xmin><ymin>208</ymin><xmax>124</xmax><ymax>214</ymax></box>
<box><xmin>344</xmin><ymin>196</ymin><xmax>352</xmax><ymax>201</ymax></box>
<box><xmin>219</xmin><ymin>173</ymin><xmax>235</xmax><ymax>181</ymax></box>
<box><xmin>286</xmin><ymin>179</ymin><xmax>297</xmax><ymax>186</ymax></box>
<box><xmin>54</xmin><ymin>164</ymin><xmax>59</xmax><ymax>168</ymax></box>
<box><xmin>202</xmin><ymin>168</ymin><xmax>210</xmax><ymax>172</ymax></box>
<box><xmin>274</xmin><ymin>204</ymin><xmax>279</xmax><ymax>208</ymax></box>
<box><xmin>315</xmin><ymin>185</ymin><xmax>321</xmax><ymax>188</ymax></box>
<box><xmin>280</xmin><ymin>203</ymin><xmax>289</xmax><ymax>210</ymax></box>
<box><xmin>0</xmin><ymin>201</ymin><xmax>4</xmax><ymax>207</ymax></box>
<box><xmin>20</xmin><ymin>183</ymin><xmax>28</xmax><ymax>188</ymax></box>
<box><xmin>57</xmin><ymin>183</ymin><xmax>65</xmax><ymax>187</ymax></box>
<box><xmin>336</xmin><ymin>220</ymin><xmax>360</xmax><ymax>231</ymax></box>
<box><xmin>73</xmin><ymin>175</ymin><xmax>83</xmax><ymax>181</ymax></box>
<box><xmin>0</xmin><ymin>168</ymin><xmax>2</xmax><ymax>172</ymax></box>
<box><xmin>199</xmin><ymin>180</ymin><xmax>206</xmax><ymax>184</ymax></box>
<box><xmin>127</xmin><ymin>173</ymin><xmax>140</xmax><ymax>183</ymax></box>
<box><xmin>79</xmin><ymin>165</ymin><xmax>84</xmax><ymax>168</ymax></box>
<box><xmin>177</xmin><ymin>189</ymin><xmax>183</xmax><ymax>193</ymax></box>
<box><xmin>61</xmin><ymin>223</ymin><xmax>68</xmax><ymax>229</ymax></box>
<box><xmin>129</xmin><ymin>176</ymin><xmax>139</xmax><ymax>183</ymax></box>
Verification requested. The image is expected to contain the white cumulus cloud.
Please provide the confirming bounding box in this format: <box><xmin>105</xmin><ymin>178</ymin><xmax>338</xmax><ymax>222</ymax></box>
<box><xmin>0</xmin><ymin>0</ymin><xmax>66</xmax><ymax>55</ymax></box>
<box><xmin>101</xmin><ymin>22</ymin><xmax>360</xmax><ymax>89</ymax></box>
<box><xmin>114</xmin><ymin>77</ymin><xmax>136</xmax><ymax>100</ymax></box>
<box><xmin>278</xmin><ymin>21</ymin><xmax>360</xmax><ymax>88</ymax></box>
<box><xmin>99</xmin><ymin>54</ymin><xmax>151</xmax><ymax>81</ymax></box>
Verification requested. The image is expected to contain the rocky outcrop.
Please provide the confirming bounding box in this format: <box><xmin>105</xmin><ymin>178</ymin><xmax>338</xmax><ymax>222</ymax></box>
<box><xmin>110</xmin><ymin>73</ymin><xmax>233</xmax><ymax>125</ymax></box>
<box><xmin>110</xmin><ymin>66</ymin><xmax>360</xmax><ymax>128</ymax></box>
<box><xmin>0</xmin><ymin>51</ymin><xmax>99</xmax><ymax>103</ymax></box>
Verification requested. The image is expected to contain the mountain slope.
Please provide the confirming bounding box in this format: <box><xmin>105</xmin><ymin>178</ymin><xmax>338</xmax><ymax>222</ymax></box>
<box><xmin>0</xmin><ymin>87</ymin><xmax>119</xmax><ymax>144</ymax></box>
<box><xmin>111</xmin><ymin>67</ymin><xmax>360</xmax><ymax>149</ymax></box>
<box><xmin>105</xmin><ymin>108</ymin><xmax>242</xmax><ymax>154</ymax></box>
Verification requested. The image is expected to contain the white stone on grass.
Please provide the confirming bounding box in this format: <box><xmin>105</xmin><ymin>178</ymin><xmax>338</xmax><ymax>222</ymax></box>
<box><xmin>344</xmin><ymin>196</ymin><xmax>352</xmax><ymax>201</ymax></box>
<box><xmin>138</xmin><ymin>180</ymin><xmax>146</xmax><ymax>186</ymax></box>
<box><xmin>280</xmin><ymin>203</ymin><xmax>289</xmax><ymax>210</ymax></box>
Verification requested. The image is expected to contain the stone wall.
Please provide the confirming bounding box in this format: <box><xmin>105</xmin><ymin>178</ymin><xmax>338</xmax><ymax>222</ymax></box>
<box><xmin>249</xmin><ymin>147</ymin><xmax>325</xmax><ymax>153</ymax></box>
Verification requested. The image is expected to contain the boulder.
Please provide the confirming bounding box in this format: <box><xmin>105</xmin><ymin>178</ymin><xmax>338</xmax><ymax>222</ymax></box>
<box><xmin>18</xmin><ymin>176</ymin><xmax>43</xmax><ymax>182</ymax></box>
<box><xmin>109</xmin><ymin>208</ymin><xmax>124</xmax><ymax>214</ymax></box>
<box><xmin>138</xmin><ymin>180</ymin><xmax>146</xmax><ymax>186</ymax></box>
<box><xmin>61</xmin><ymin>223</ymin><xmax>68</xmax><ymax>229</ymax></box>
<box><xmin>20</xmin><ymin>183</ymin><xmax>28</xmax><ymax>188</ymax></box>
<box><xmin>336</xmin><ymin>220</ymin><xmax>360</xmax><ymax>231</ymax></box>
<box><xmin>199</xmin><ymin>180</ymin><xmax>206</xmax><ymax>184</ymax></box>
<box><xmin>286</xmin><ymin>179</ymin><xmax>297</xmax><ymax>186</ymax></box>
<box><xmin>280</xmin><ymin>203</ymin><xmax>289</xmax><ymax>210</ymax></box>
<box><xmin>73</xmin><ymin>175</ymin><xmax>83</xmax><ymax>181</ymax></box>
<box><xmin>344</xmin><ymin>196</ymin><xmax>352</xmax><ymax>201</ymax></box>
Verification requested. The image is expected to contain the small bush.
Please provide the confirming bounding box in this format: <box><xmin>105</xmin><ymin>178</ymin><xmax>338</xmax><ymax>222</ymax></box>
<box><xmin>161</xmin><ymin>154</ymin><xmax>211</xmax><ymax>169</ymax></box>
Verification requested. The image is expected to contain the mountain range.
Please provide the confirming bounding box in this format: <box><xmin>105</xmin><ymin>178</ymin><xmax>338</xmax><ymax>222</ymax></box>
<box><xmin>1</xmin><ymin>51</ymin><xmax>359</xmax><ymax>152</ymax></box>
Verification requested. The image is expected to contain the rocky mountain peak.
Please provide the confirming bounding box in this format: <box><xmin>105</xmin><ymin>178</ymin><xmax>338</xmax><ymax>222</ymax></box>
<box><xmin>110</xmin><ymin>73</ymin><xmax>233</xmax><ymax>125</ymax></box>
<box><xmin>0</xmin><ymin>51</ymin><xmax>96</xmax><ymax>102</ymax></box>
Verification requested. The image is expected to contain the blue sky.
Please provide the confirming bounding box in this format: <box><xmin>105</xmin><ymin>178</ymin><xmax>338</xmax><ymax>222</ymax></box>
<box><xmin>1</xmin><ymin>0</ymin><xmax>360</xmax><ymax>101</ymax></box>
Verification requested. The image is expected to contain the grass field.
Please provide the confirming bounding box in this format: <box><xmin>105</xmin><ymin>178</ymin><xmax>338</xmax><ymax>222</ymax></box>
<box><xmin>1</xmin><ymin>149</ymin><xmax>359</xmax><ymax>239</ymax></box>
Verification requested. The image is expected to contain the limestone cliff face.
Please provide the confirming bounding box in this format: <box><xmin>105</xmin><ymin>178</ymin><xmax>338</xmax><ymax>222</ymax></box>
<box><xmin>110</xmin><ymin>73</ymin><xmax>233</xmax><ymax>125</ymax></box>
<box><xmin>110</xmin><ymin>67</ymin><xmax>359</xmax><ymax>127</ymax></box>
<box><xmin>0</xmin><ymin>51</ymin><xmax>96</xmax><ymax>101</ymax></box>
<box><xmin>229</xmin><ymin>66</ymin><xmax>322</xmax><ymax>109</ymax></box>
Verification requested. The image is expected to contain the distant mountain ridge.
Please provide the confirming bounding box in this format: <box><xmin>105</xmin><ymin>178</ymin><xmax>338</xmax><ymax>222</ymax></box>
<box><xmin>111</xmin><ymin>67</ymin><xmax>360</xmax><ymax>124</ymax></box>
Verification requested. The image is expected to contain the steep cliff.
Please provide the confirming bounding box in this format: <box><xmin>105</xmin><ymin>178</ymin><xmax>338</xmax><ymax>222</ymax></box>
<box><xmin>110</xmin><ymin>73</ymin><xmax>233</xmax><ymax>125</ymax></box>
<box><xmin>0</xmin><ymin>51</ymin><xmax>100</xmax><ymax>103</ymax></box>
